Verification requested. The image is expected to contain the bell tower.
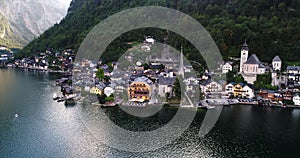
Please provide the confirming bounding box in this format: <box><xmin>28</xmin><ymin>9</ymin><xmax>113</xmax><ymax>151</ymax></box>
<box><xmin>240</xmin><ymin>40</ymin><xmax>249</xmax><ymax>73</ymax></box>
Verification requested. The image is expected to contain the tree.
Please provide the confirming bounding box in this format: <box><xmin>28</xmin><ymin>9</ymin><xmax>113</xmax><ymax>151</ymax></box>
<box><xmin>105</xmin><ymin>96</ymin><xmax>115</xmax><ymax>103</ymax></box>
<box><xmin>172</xmin><ymin>78</ymin><xmax>181</xmax><ymax>99</ymax></box>
<box><xmin>254</xmin><ymin>73</ymin><xmax>277</xmax><ymax>90</ymax></box>
<box><xmin>96</xmin><ymin>68</ymin><xmax>105</xmax><ymax>81</ymax></box>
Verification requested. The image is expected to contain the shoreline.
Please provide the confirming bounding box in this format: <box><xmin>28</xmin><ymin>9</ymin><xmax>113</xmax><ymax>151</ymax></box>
<box><xmin>10</xmin><ymin>66</ymin><xmax>71</xmax><ymax>74</ymax></box>
<box><xmin>5</xmin><ymin>68</ymin><xmax>298</xmax><ymax>109</ymax></box>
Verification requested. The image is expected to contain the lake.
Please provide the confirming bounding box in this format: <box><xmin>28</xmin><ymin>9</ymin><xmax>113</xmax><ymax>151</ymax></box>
<box><xmin>1</xmin><ymin>69</ymin><xmax>300</xmax><ymax>157</ymax></box>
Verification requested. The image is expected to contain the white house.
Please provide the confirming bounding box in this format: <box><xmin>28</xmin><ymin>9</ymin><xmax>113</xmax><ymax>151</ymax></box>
<box><xmin>225</xmin><ymin>82</ymin><xmax>235</xmax><ymax>94</ymax></box>
<box><xmin>272</xmin><ymin>56</ymin><xmax>282</xmax><ymax>71</ymax></box>
<box><xmin>145</xmin><ymin>37</ymin><xmax>155</xmax><ymax>44</ymax></box>
<box><xmin>183</xmin><ymin>77</ymin><xmax>199</xmax><ymax>85</ymax></box>
<box><xmin>184</xmin><ymin>77</ymin><xmax>199</xmax><ymax>92</ymax></box>
<box><xmin>242</xmin><ymin>85</ymin><xmax>255</xmax><ymax>98</ymax></box>
<box><xmin>293</xmin><ymin>94</ymin><xmax>300</xmax><ymax>106</ymax></box>
<box><xmin>200</xmin><ymin>80</ymin><xmax>223</xmax><ymax>93</ymax></box>
<box><xmin>225</xmin><ymin>82</ymin><xmax>254</xmax><ymax>98</ymax></box>
<box><xmin>222</xmin><ymin>62</ymin><xmax>233</xmax><ymax>74</ymax></box>
<box><xmin>287</xmin><ymin>66</ymin><xmax>300</xmax><ymax>74</ymax></box>
<box><xmin>158</xmin><ymin>77</ymin><xmax>175</xmax><ymax>97</ymax></box>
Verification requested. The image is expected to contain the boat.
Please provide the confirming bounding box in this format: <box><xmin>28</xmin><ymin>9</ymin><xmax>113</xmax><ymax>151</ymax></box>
<box><xmin>15</xmin><ymin>113</ymin><xmax>18</xmax><ymax>118</ymax></box>
<box><xmin>57</xmin><ymin>97</ymin><xmax>67</xmax><ymax>102</ymax></box>
<box><xmin>53</xmin><ymin>93</ymin><xmax>59</xmax><ymax>100</ymax></box>
<box><xmin>197</xmin><ymin>102</ymin><xmax>207</xmax><ymax>109</ymax></box>
<box><xmin>66</xmin><ymin>94</ymin><xmax>77</xmax><ymax>99</ymax></box>
<box><xmin>207</xmin><ymin>105</ymin><xmax>216</xmax><ymax>109</ymax></box>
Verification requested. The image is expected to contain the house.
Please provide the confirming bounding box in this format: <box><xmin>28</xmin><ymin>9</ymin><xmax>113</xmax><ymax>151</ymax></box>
<box><xmin>233</xmin><ymin>83</ymin><xmax>255</xmax><ymax>98</ymax></box>
<box><xmin>128</xmin><ymin>76</ymin><xmax>153</xmax><ymax>102</ymax></box>
<box><xmin>158</xmin><ymin>77</ymin><xmax>175</xmax><ymax>97</ymax></box>
<box><xmin>225</xmin><ymin>82</ymin><xmax>235</xmax><ymax>95</ymax></box>
<box><xmin>293</xmin><ymin>94</ymin><xmax>300</xmax><ymax>105</ymax></box>
<box><xmin>281</xmin><ymin>90</ymin><xmax>293</xmax><ymax>101</ymax></box>
<box><xmin>258</xmin><ymin>90</ymin><xmax>282</xmax><ymax>101</ymax></box>
<box><xmin>200</xmin><ymin>80</ymin><xmax>223</xmax><ymax>93</ymax></box>
<box><xmin>104</xmin><ymin>87</ymin><xmax>114</xmax><ymax>96</ymax></box>
<box><xmin>145</xmin><ymin>36</ymin><xmax>155</xmax><ymax>44</ymax></box>
<box><xmin>90</xmin><ymin>84</ymin><xmax>105</xmax><ymax>95</ymax></box>
<box><xmin>287</xmin><ymin>66</ymin><xmax>300</xmax><ymax>74</ymax></box>
<box><xmin>288</xmin><ymin>74</ymin><xmax>300</xmax><ymax>83</ymax></box>
<box><xmin>242</xmin><ymin>85</ymin><xmax>255</xmax><ymax>98</ymax></box>
<box><xmin>272</xmin><ymin>56</ymin><xmax>282</xmax><ymax>71</ymax></box>
<box><xmin>184</xmin><ymin>77</ymin><xmax>199</xmax><ymax>92</ymax></box>
<box><xmin>222</xmin><ymin>62</ymin><xmax>233</xmax><ymax>74</ymax></box>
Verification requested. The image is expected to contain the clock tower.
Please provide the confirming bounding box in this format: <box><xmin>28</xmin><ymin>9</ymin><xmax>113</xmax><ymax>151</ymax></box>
<box><xmin>240</xmin><ymin>40</ymin><xmax>249</xmax><ymax>73</ymax></box>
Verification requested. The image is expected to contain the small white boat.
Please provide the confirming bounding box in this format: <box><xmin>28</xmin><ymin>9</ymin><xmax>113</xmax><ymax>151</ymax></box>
<box><xmin>207</xmin><ymin>105</ymin><xmax>216</xmax><ymax>109</ymax></box>
<box><xmin>15</xmin><ymin>113</ymin><xmax>18</xmax><ymax>118</ymax></box>
<box><xmin>53</xmin><ymin>93</ymin><xmax>59</xmax><ymax>100</ymax></box>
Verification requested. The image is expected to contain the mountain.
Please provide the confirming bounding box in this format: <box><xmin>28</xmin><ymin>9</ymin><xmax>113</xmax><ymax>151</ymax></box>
<box><xmin>0</xmin><ymin>0</ymin><xmax>71</xmax><ymax>48</ymax></box>
<box><xmin>20</xmin><ymin>0</ymin><xmax>300</xmax><ymax>63</ymax></box>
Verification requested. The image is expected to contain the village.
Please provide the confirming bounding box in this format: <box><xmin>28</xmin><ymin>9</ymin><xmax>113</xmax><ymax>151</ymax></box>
<box><xmin>1</xmin><ymin>37</ymin><xmax>300</xmax><ymax>107</ymax></box>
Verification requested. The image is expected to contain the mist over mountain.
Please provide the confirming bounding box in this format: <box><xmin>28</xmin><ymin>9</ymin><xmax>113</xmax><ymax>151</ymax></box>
<box><xmin>0</xmin><ymin>0</ymin><xmax>71</xmax><ymax>48</ymax></box>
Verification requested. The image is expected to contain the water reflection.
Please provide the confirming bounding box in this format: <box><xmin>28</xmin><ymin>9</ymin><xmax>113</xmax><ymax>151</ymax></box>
<box><xmin>1</xmin><ymin>69</ymin><xmax>300</xmax><ymax>157</ymax></box>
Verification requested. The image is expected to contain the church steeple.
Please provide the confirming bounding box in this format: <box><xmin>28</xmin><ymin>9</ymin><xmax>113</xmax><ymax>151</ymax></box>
<box><xmin>241</xmin><ymin>39</ymin><xmax>249</xmax><ymax>51</ymax></box>
<box><xmin>178</xmin><ymin>46</ymin><xmax>185</xmax><ymax>78</ymax></box>
<box><xmin>240</xmin><ymin>40</ymin><xmax>249</xmax><ymax>73</ymax></box>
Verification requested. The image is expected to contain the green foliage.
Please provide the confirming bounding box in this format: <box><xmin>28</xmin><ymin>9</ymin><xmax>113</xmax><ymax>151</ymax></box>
<box><xmin>172</xmin><ymin>78</ymin><xmax>181</xmax><ymax>99</ymax></box>
<box><xmin>254</xmin><ymin>73</ymin><xmax>277</xmax><ymax>90</ymax></box>
<box><xmin>226</xmin><ymin>71</ymin><xmax>246</xmax><ymax>83</ymax></box>
<box><xmin>96</xmin><ymin>68</ymin><xmax>105</xmax><ymax>81</ymax></box>
<box><xmin>105</xmin><ymin>96</ymin><xmax>115</xmax><ymax>103</ymax></box>
<box><xmin>19</xmin><ymin>0</ymin><xmax>300</xmax><ymax>64</ymax></box>
<box><xmin>283</xmin><ymin>100</ymin><xmax>294</xmax><ymax>105</ymax></box>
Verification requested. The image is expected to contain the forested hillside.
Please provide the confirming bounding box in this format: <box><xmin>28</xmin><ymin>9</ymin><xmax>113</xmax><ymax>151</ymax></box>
<box><xmin>20</xmin><ymin>0</ymin><xmax>300</xmax><ymax>63</ymax></box>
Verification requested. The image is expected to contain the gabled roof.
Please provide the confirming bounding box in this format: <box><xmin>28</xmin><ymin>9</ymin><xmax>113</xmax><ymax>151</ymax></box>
<box><xmin>134</xmin><ymin>76</ymin><xmax>153</xmax><ymax>85</ymax></box>
<box><xmin>200</xmin><ymin>79</ymin><xmax>220</xmax><ymax>86</ymax></box>
<box><xmin>200</xmin><ymin>79</ymin><xmax>213</xmax><ymax>86</ymax></box>
<box><xmin>244</xmin><ymin>54</ymin><xmax>261</xmax><ymax>65</ymax></box>
<box><xmin>227</xmin><ymin>82</ymin><xmax>236</xmax><ymax>85</ymax></box>
<box><xmin>96</xmin><ymin>83</ymin><xmax>106</xmax><ymax>90</ymax></box>
<box><xmin>259</xmin><ymin>63</ymin><xmax>265</xmax><ymax>68</ymax></box>
<box><xmin>287</xmin><ymin>66</ymin><xmax>300</xmax><ymax>71</ymax></box>
<box><xmin>272</xmin><ymin>56</ymin><xmax>281</xmax><ymax>62</ymax></box>
<box><xmin>158</xmin><ymin>77</ymin><xmax>176</xmax><ymax>86</ymax></box>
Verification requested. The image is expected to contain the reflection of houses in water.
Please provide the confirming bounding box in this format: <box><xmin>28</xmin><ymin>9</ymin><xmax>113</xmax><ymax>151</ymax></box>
<box><xmin>128</xmin><ymin>76</ymin><xmax>153</xmax><ymax>102</ymax></box>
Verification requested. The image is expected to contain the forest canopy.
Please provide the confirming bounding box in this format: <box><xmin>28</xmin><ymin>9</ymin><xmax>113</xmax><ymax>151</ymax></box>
<box><xmin>19</xmin><ymin>0</ymin><xmax>300</xmax><ymax>64</ymax></box>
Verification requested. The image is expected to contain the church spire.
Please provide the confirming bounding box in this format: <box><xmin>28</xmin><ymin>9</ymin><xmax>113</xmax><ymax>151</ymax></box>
<box><xmin>178</xmin><ymin>46</ymin><xmax>185</xmax><ymax>78</ymax></box>
<box><xmin>242</xmin><ymin>39</ymin><xmax>249</xmax><ymax>51</ymax></box>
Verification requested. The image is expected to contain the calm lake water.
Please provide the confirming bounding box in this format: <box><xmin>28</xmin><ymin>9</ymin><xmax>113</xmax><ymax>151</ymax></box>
<box><xmin>1</xmin><ymin>69</ymin><xmax>300</xmax><ymax>157</ymax></box>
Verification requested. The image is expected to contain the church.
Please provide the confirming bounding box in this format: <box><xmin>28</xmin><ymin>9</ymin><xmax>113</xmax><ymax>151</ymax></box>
<box><xmin>239</xmin><ymin>41</ymin><xmax>266</xmax><ymax>83</ymax></box>
<box><xmin>239</xmin><ymin>41</ymin><xmax>266</xmax><ymax>75</ymax></box>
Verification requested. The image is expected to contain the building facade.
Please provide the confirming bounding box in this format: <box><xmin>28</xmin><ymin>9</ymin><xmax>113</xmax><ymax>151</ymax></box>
<box><xmin>272</xmin><ymin>56</ymin><xmax>282</xmax><ymax>71</ymax></box>
<box><xmin>240</xmin><ymin>41</ymin><xmax>249</xmax><ymax>73</ymax></box>
<box><xmin>128</xmin><ymin>77</ymin><xmax>152</xmax><ymax>102</ymax></box>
